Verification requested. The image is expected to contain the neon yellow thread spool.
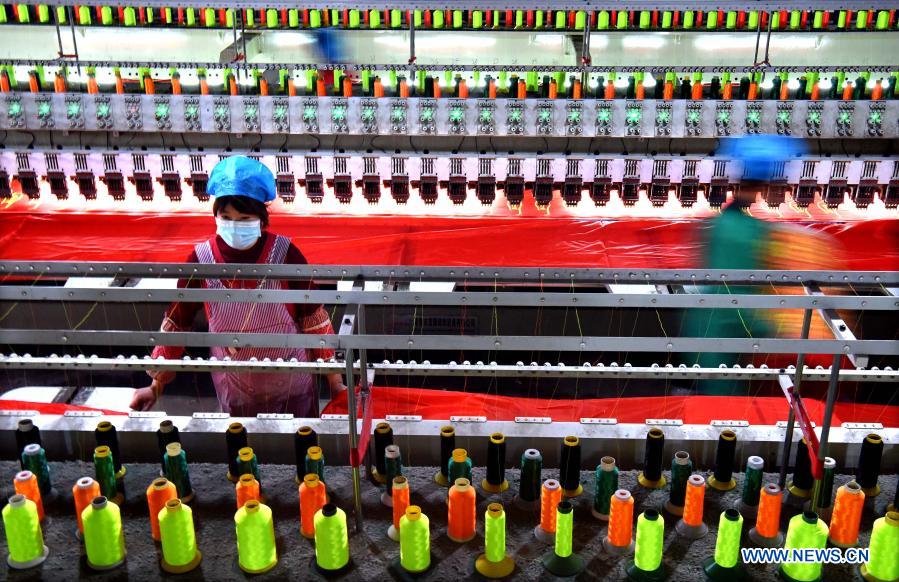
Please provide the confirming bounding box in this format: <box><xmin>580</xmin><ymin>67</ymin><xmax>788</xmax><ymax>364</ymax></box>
<box><xmin>399</xmin><ymin>505</ymin><xmax>430</xmax><ymax>573</ymax></box>
<box><xmin>2</xmin><ymin>495</ymin><xmax>48</xmax><ymax>569</ymax></box>
<box><xmin>703</xmin><ymin>509</ymin><xmax>744</xmax><ymax>580</ymax></box>
<box><xmin>158</xmin><ymin>499</ymin><xmax>202</xmax><ymax>573</ymax></box>
<box><xmin>542</xmin><ymin>500</ymin><xmax>585</xmax><ymax>576</ymax></box>
<box><xmin>780</xmin><ymin>511</ymin><xmax>828</xmax><ymax>582</ymax></box>
<box><xmin>235</xmin><ymin>500</ymin><xmax>277</xmax><ymax>574</ymax></box>
<box><xmin>628</xmin><ymin>509</ymin><xmax>665</xmax><ymax>579</ymax></box>
<box><xmin>82</xmin><ymin>496</ymin><xmax>126</xmax><ymax>570</ymax></box>
<box><xmin>314</xmin><ymin>504</ymin><xmax>350</xmax><ymax>572</ymax></box>
<box><xmin>860</xmin><ymin>511</ymin><xmax>899</xmax><ymax>582</ymax></box>
<box><xmin>475</xmin><ymin>503</ymin><xmax>514</xmax><ymax>578</ymax></box>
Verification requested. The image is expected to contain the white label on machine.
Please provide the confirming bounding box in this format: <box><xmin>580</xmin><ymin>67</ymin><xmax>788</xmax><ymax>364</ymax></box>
<box><xmin>841</xmin><ymin>422</ymin><xmax>883</xmax><ymax>430</ymax></box>
<box><xmin>580</xmin><ymin>417</ymin><xmax>618</xmax><ymax>425</ymax></box>
<box><xmin>0</xmin><ymin>410</ymin><xmax>40</xmax><ymax>417</ymax></box>
<box><xmin>128</xmin><ymin>411</ymin><xmax>166</xmax><ymax>419</ymax></box>
<box><xmin>450</xmin><ymin>416</ymin><xmax>487</xmax><ymax>423</ymax></box>
<box><xmin>646</xmin><ymin>418</ymin><xmax>683</xmax><ymax>426</ymax></box>
<box><xmin>192</xmin><ymin>412</ymin><xmax>230</xmax><ymax>420</ymax></box>
<box><xmin>386</xmin><ymin>415</ymin><xmax>422</xmax><ymax>422</ymax></box>
<box><xmin>321</xmin><ymin>414</ymin><xmax>350</xmax><ymax>421</ymax></box>
<box><xmin>777</xmin><ymin>421</ymin><xmax>817</xmax><ymax>429</ymax></box>
<box><xmin>515</xmin><ymin>416</ymin><xmax>552</xmax><ymax>424</ymax></box>
<box><xmin>257</xmin><ymin>413</ymin><xmax>294</xmax><ymax>420</ymax></box>
<box><xmin>711</xmin><ymin>420</ymin><xmax>750</xmax><ymax>428</ymax></box>
<box><xmin>64</xmin><ymin>410</ymin><xmax>103</xmax><ymax>417</ymax></box>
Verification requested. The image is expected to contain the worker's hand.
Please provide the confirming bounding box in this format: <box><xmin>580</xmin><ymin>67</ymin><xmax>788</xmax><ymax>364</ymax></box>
<box><xmin>147</xmin><ymin>369</ymin><xmax>176</xmax><ymax>385</ymax></box>
<box><xmin>129</xmin><ymin>380</ymin><xmax>163</xmax><ymax>411</ymax></box>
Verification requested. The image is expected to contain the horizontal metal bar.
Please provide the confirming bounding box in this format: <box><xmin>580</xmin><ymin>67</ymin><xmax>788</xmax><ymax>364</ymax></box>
<box><xmin>3</xmin><ymin>262</ymin><xmax>897</xmax><ymax>286</ymax></box>
<box><xmin>4</xmin><ymin>285</ymin><xmax>895</xmax><ymax>311</ymax></box>
<box><xmin>3</xmin><ymin>330</ymin><xmax>897</xmax><ymax>355</ymax></box>
<box><xmin>2</xmin><ymin>354</ymin><xmax>897</xmax><ymax>382</ymax></box>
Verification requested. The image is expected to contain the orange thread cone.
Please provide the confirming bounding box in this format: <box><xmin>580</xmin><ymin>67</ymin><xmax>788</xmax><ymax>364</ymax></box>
<box><xmin>299</xmin><ymin>473</ymin><xmax>327</xmax><ymax>539</ymax></box>
<box><xmin>146</xmin><ymin>477</ymin><xmax>178</xmax><ymax>541</ymax></box>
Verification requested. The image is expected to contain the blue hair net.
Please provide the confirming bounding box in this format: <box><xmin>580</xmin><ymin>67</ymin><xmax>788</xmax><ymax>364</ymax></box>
<box><xmin>207</xmin><ymin>156</ymin><xmax>276</xmax><ymax>204</ymax></box>
<box><xmin>717</xmin><ymin>135</ymin><xmax>808</xmax><ymax>182</ymax></box>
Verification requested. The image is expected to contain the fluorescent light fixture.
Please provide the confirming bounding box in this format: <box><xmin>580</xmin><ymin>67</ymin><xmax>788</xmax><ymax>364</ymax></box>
<box><xmin>533</xmin><ymin>34</ymin><xmax>566</xmax><ymax>47</ymax></box>
<box><xmin>760</xmin><ymin>79</ymin><xmax>774</xmax><ymax>89</ymax></box>
<box><xmin>621</xmin><ymin>35</ymin><xmax>666</xmax><ymax>49</ymax></box>
<box><xmin>642</xmin><ymin>74</ymin><xmax>657</xmax><ymax>88</ymax></box>
<box><xmin>787</xmin><ymin>79</ymin><xmax>800</xmax><ymax>89</ymax></box>
<box><xmin>270</xmin><ymin>32</ymin><xmax>316</xmax><ymax>47</ymax></box>
<box><xmin>693</xmin><ymin>33</ymin><xmax>818</xmax><ymax>51</ymax></box>
<box><xmin>818</xmin><ymin>78</ymin><xmax>833</xmax><ymax>90</ymax></box>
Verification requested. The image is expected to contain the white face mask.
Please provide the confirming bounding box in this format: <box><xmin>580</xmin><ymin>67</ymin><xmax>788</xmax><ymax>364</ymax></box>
<box><xmin>216</xmin><ymin>218</ymin><xmax>261</xmax><ymax>250</ymax></box>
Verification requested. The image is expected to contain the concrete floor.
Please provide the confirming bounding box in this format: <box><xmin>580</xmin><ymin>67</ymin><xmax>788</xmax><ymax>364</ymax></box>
<box><xmin>0</xmin><ymin>459</ymin><xmax>895</xmax><ymax>581</ymax></box>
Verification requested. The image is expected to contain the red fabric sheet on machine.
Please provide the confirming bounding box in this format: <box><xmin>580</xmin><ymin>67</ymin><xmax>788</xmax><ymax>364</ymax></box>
<box><xmin>1</xmin><ymin>211</ymin><xmax>897</xmax><ymax>270</ymax></box>
<box><xmin>323</xmin><ymin>387</ymin><xmax>899</xmax><ymax>427</ymax></box>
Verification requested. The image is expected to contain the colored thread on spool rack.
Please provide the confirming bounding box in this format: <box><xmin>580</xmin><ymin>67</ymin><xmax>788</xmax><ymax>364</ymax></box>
<box><xmin>21</xmin><ymin>444</ymin><xmax>51</xmax><ymax>497</ymax></box>
<box><xmin>95</xmin><ymin>421</ymin><xmax>125</xmax><ymax>479</ymax></box>
<box><xmin>164</xmin><ymin>442</ymin><xmax>194</xmax><ymax>503</ymax></box>
<box><xmin>236</xmin><ymin>474</ymin><xmax>261</xmax><ymax>509</ymax></box>
<box><xmin>447</xmin><ymin>478</ymin><xmax>477</xmax><ymax>542</ymax></box>
<box><xmin>156</xmin><ymin>420</ymin><xmax>180</xmax><ymax>474</ymax></box>
<box><xmin>639</xmin><ymin>428</ymin><xmax>667</xmax><ymax>489</ymax></box>
<box><xmin>856</xmin><ymin>433</ymin><xmax>884</xmax><ymax>497</ymax></box>
<box><xmin>628</xmin><ymin>509</ymin><xmax>665</xmax><ymax>580</ymax></box>
<box><xmin>789</xmin><ymin>438</ymin><xmax>815</xmax><ymax>499</ymax></box>
<box><xmin>780</xmin><ymin>511</ymin><xmax>828</xmax><ymax>582</ymax></box>
<box><xmin>389</xmin><ymin>476</ymin><xmax>410</xmax><ymax>541</ymax></box>
<box><xmin>517</xmin><ymin>449</ymin><xmax>543</xmax><ymax>509</ymax></box>
<box><xmin>16</xmin><ymin>419</ymin><xmax>42</xmax><ymax>470</ymax></box>
<box><xmin>235</xmin><ymin>500</ymin><xmax>277</xmax><ymax>574</ymax></box>
<box><xmin>293</xmin><ymin>426</ymin><xmax>317</xmax><ymax>483</ymax></box>
<box><xmin>399</xmin><ymin>505</ymin><xmax>430</xmax><ymax>574</ymax></box>
<box><xmin>226</xmin><ymin>422</ymin><xmax>248</xmax><ymax>482</ymax></box>
<box><xmin>665</xmin><ymin>451</ymin><xmax>692</xmax><ymax>516</ymax></box>
<box><xmin>82</xmin><ymin>496</ymin><xmax>126</xmax><ymax>570</ymax></box>
<box><xmin>861</xmin><ymin>511</ymin><xmax>899</xmax><ymax>582</ymax></box>
<box><xmin>535</xmin><ymin>479</ymin><xmax>562</xmax><ymax>542</ymax></box>
<box><xmin>703</xmin><ymin>509</ymin><xmax>744</xmax><ymax>580</ymax></box>
<box><xmin>603</xmin><ymin>489</ymin><xmax>635</xmax><ymax>554</ymax></box>
<box><xmin>314</xmin><ymin>504</ymin><xmax>349</xmax><ymax>572</ymax></box>
<box><xmin>14</xmin><ymin>471</ymin><xmax>44</xmax><ymax>522</ymax></box>
<box><xmin>3</xmin><ymin>494</ymin><xmax>48</xmax><ymax>569</ymax></box>
<box><xmin>708</xmin><ymin>430</ymin><xmax>737</xmax><ymax>491</ymax></box>
<box><xmin>299</xmin><ymin>473</ymin><xmax>327</xmax><ymax>539</ymax></box>
<box><xmin>593</xmin><ymin>456</ymin><xmax>619</xmax><ymax>520</ymax></box>
<box><xmin>476</xmin><ymin>503</ymin><xmax>515</xmax><ymax>578</ymax></box>
<box><xmin>146</xmin><ymin>477</ymin><xmax>177</xmax><ymax>541</ymax></box>
<box><xmin>305</xmin><ymin>446</ymin><xmax>325</xmax><ymax>484</ymax></box>
<box><xmin>739</xmin><ymin>456</ymin><xmax>764</xmax><ymax>517</ymax></box>
<box><xmin>676</xmin><ymin>475</ymin><xmax>709</xmax><ymax>538</ymax></box>
<box><xmin>828</xmin><ymin>481</ymin><xmax>865</xmax><ymax>547</ymax></box>
<box><xmin>559</xmin><ymin>436</ymin><xmax>583</xmax><ymax>497</ymax></box>
<box><xmin>447</xmin><ymin>448</ymin><xmax>472</xmax><ymax>486</ymax></box>
<box><xmin>813</xmin><ymin>457</ymin><xmax>837</xmax><ymax>517</ymax></box>
<box><xmin>159</xmin><ymin>499</ymin><xmax>202</xmax><ymax>573</ymax></box>
<box><xmin>237</xmin><ymin>447</ymin><xmax>261</xmax><ymax>487</ymax></box>
<box><xmin>749</xmin><ymin>484</ymin><xmax>784</xmax><ymax>547</ymax></box>
<box><xmin>543</xmin><ymin>501</ymin><xmax>585</xmax><ymax>577</ymax></box>
<box><xmin>381</xmin><ymin>445</ymin><xmax>403</xmax><ymax>506</ymax></box>
<box><xmin>483</xmin><ymin>433</ymin><xmax>509</xmax><ymax>493</ymax></box>
<box><xmin>372</xmin><ymin>422</ymin><xmax>394</xmax><ymax>484</ymax></box>
<box><xmin>73</xmin><ymin>477</ymin><xmax>100</xmax><ymax>540</ymax></box>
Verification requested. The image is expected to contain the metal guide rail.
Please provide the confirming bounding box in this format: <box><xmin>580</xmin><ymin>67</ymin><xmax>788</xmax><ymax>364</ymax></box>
<box><xmin>2</xmin><ymin>92</ymin><xmax>897</xmax><ymax>139</ymax></box>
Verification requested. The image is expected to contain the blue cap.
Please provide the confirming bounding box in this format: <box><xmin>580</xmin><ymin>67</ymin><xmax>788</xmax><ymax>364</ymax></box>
<box><xmin>207</xmin><ymin>156</ymin><xmax>276</xmax><ymax>204</ymax></box>
<box><xmin>717</xmin><ymin>135</ymin><xmax>808</xmax><ymax>182</ymax></box>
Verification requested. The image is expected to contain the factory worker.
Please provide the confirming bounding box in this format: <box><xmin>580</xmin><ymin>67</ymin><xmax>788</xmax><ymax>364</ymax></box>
<box><xmin>130</xmin><ymin>156</ymin><xmax>344</xmax><ymax>416</ymax></box>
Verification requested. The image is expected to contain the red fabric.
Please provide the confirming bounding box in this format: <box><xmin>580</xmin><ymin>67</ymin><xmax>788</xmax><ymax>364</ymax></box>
<box><xmin>323</xmin><ymin>386</ymin><xmax>899</xmax><ymax>427</ymax></box>
<box><xmin>1</xmin><ymin>210</ymin><xmax>897</xmax><ymax>270</ymax></box>
<box><xmin>0</xmin><ymin>400</ymin><xmax>127</xmax><ymax>416</ymax></box>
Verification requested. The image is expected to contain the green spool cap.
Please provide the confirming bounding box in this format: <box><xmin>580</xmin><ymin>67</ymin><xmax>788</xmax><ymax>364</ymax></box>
<box><xmin>245</xmin><ymin>8</ymin><xmax>254</xmax><ymax>27</ymax></box>
<box><xmin>331</xmin><ymin>9</ymin><xmax>338</xmax><ymax>26</ymax></box>
<box><xmin>266</xmin><ymin>9</ymin><xmax>277</xmax><ymax>28</ymax></box>
<box><xmin>164</xmin><ymin>443</ymin><xmax>194</xmax><ymax>502</ymax></box>
<box><xmin>185</xmin><ymin>8</ymin><xmax>195</xmax><ymax>26</ymax></box>
<box><xmin>164</xmin><ymin>7</ymin><xmax>172</xmax><ymax>24</ymax></box>
<box><xmin>389</xmin><ymin>69</ymin><xmax>398</xmax><ymax>91</ymax></box>
<box><xmin>639</xmin><ymin>11</ymin><xmax>650</xmax><ymax>29</ymax></box>
<box><xmin>78</xmin><ymin>5</ymin><xmax>90</xmax><ymax>24</ymax></box>
<box><xmin>288</xmin><ymin>9</ymin><xmax>298</xmax><ymax>28</ymax></box>
<box><xmin>747</xmin><ymin>11</ymin><xmax>758</xmax><ymax>29</ymax></box>
<box><xmin>37</xmin><ymin>5</ymin><xmax>49</xmax><ymax>23</ymax></box>
<box><xmin>314</xmin><ymin>505</ymin><xmax>349</xmax><ymax>571</ymax></box>
<box><xmin>100</xmin><ymin>6</ymin><xmax>112</xmax><ymax>25</ymax></box>
<box><xmin>2</xmin><ymin>495</ymin><xmax>48</xmax><ymax>569</ymax></box>
<box><xmin>555</xmin><ymin>10</ymin><xmax>565</xmax><ymax>29</ymax></box>
<box><xmin>414</xmin><ymin>10</ymin><xmax>422</xmax><ymax>27</ymax></box>
<box><xmin>771</xmin><ymin>11</ymin><xmax>780</xmax><ymax>29</ymax></box>
<box><xmin>278</xmin><ymin>69</ymin><xmax>289</xmax><ymax>92</ymax></box>
<box><xmin>526</xmin><ymin>71</ymin><xmax>538</xmax><ymax>92</ymax></box>
<box><xmin>535</xmin><ymin>10</ymin><xmax>543</xmax><ymax>28</ymax></box>
<box><xmin>838</xmin><ymin>11</ymin><xmax>847</xmax><ymax>28</ymax></box>
<box><xmin>693</xmin><ymin>72</ymin><xmax>703</xmax><ymax>82</ymax></box>
<box><xmin>237</xmin><ymin>447</ymin><xmax>261</xmax><ymax>486</ymax></box>
<box><xmin>146</xmin><ymin>8</ymin><xmax>153</xmax><ymax>24</ymax></box>
<box><xmin>16</xmin><ymin>4</ymin><xmax>28</xmax><ymax>23</ymax></box>
<box><xmin>598</xmin><ymin>10</ymin><xmax>609</xmax><ymax>29</ymax></box>
<box><xmin>683</xmin><ymin>11</ymin><xmax>694</xmax><ymax>29</ymax></box>
<box><xmin>790</xmin><ymin>10</ymin><xmax>801</xmax><ymax>30</ymax></box>
<box><xmin>472</xmin><ymin>10</ymin><xmax>483</xmax><ymax>29</ymax></box>
<box><xmin>158</xmin><ymin>499</ymin><xmax>201</xmax><ymax>573</ymax></box>
<box><xmin>309</xmin><ymin>8</ymin><xmax>321</xmax><ymax>27</ymax></box>
<box><xmin>225</xmin><ymin>9</ymin><xmax>233</xmax><ymax>28</ymax></box>
<box><xmin>856</xmin><ymin>10</ymin><xmax>867</xmax><ymax>29</ymax></box>
<box><xmin>448</xmin><ymin>449</ymin><xmax>473</xmax><ymax>484</ymax></box>
<box><xmin>616</xmin><ymin>10</ymin><xmax>627</xmax><ymax>29</ymax></box>
<box><xmin>722</xmin><ymin>72</ymin><xmax>731</xmax><ymax>84</ymax></box>
<box><xmin>93</xmin><ymin>446</ymin><xmax>119</xmax><ymax>505</ymax></box>
<box><xmin>334</xmin><ymin>69</ymin><xmax>342</xmax><ymax>92</ymax></box>
<box><xmin>813</xmin><ymin>11</ymin><xmax>824</xmax><ymax>29</ymax></box>
<box><xmin>391</xmin><ymin>9</ymin><xmax>401</xmax><ymax>28</ymax></box>
<box><xmin>576</xmin><ymin>10</ymin><xmax>586</xmax><ymax>30</ymax></box>
<box><xmin>726</xmin><ymin>11</ymin><xmax>737</xmax><ymax>29</ymax></box>
<box><xmin>361</xmin><ymin>70</ymin><xmax>370</xmax><ymax>93</ymax></box>
<box><xmin>368</xmin><ymin>9</ymin><xmax>380</xmax><ymax>28</ymax></box>
<box><xmin>235</xmin><ymin>501</ymin><xmax>277</xmax><ymax>574</ymax></box>
<box><xmin>305</xmin><ymin>446</ymin><xmax>326</xmax><ymax>484</ymax></box>
<box><xmin>473</xmin><ymin>70</ymin><xmax>481</xmax><ymax>88</ymax></box>
<box><xmin>555</xmin><ymin>71</ymin><xmax>565</xmax><ymax>89</ymax></box>
<box><xmin>399</xmin><ymin>506</ymin><xmax>430</xmax><ymax>573</ymax></box>
<box><xmin>348</xmin><ymin>9</ymin><xmax>359</xmax><ymax>28</ymax></box>
<box><xmin>445</xmin><ymin>70</ymin><xmax>454</xmax><ymax>87</ymax></box>
<box><xmin>0</xmin><ymin>5</ymin><xmax>7</xmax><ymax>24</ymax></box>
<box><xmin>876</xmin><ymin>10</ymin><xmax>890</xmax><ymax>30</ymax></box>
<box><xmin>592</xmin><ymin>457</ymin><xmax>618</xmax><ymax>518</ymax></box>
<box><xmin>661</xmin><ymin>11</ymin><xmax>672</xmax><ymax>28</ymax></box>
<box><xmin>707</xmin><ymin>10</ymin><xmax>718</xmax><ymax>28</ymax></box>
<box><xmin>56</xmin><ymin>6</ymin><xmax>66</xmax><ymax>24</ymax></box>
<box><xmin>433</xmin><ymin>9</ymin><xmax>443</xmax><ymax>28</ymax></box>
<box><xmin>417</xmin><ymin>69</ymin><xmax>426</xmax><ymax>93</ymax></box>
<box><xmin>515</xmin><ymin>10</ymin><xmax>523</xmax><ymax>28</ymax></box>
<box><xmin>82</xmin><ymin>497</ymin><xmax>125</xmax><ymax>570</ymax></box>
<box><xmin>453</xmin><ymin>10</ymin><xmax>462</xmax><ymax>28</ymax></box>
<box><xmin>202</xmin><ymin>7</ymin><xmax>214</xmax><ymax>27</ymax></box>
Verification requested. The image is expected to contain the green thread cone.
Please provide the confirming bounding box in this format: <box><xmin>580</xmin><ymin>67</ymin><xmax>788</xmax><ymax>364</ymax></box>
<box><xmin>235</xmin><ymin>500</ymin><xmax>277</xmax><ymax>574</ymax></box>
<box><xmin>314</xmin><ymin>504</ymin><xmax>350</xmax><ymax>572</ymax></box>
<box><xmin>666</xmin><ymin>451</ymin><xmax>692</xmax><ymax>516</ymax></box>
<box><xmin>163</xmin><ymin>443</ymin><xmax>194</xmax><ymax>502</ymax></box>
<box><xmin>159</xmin><ymin>499</ymin><xmax>201</xmax><ymax>573</ymax></box>
<box><xmin>82</xmin><ymin>497</ymin><xmax>126</xmax><ymax>570</ymax></box>
<box><xmin>739</xmin><ymin>456</ymin><xmax>764</xmax><ymax>516</ymax></box>
<box><xmin>2</xmin><ymin>495</ymin><xmax>48</xmax><ymax>569</ymax></box>
<box><xmin>237</xmin><ymin>447</ymin><xmax>261</xmax><ymax>486</ymax></box>
<box><xmin>21</xmin><ymin>444</ymin><xmax>51</xmax><ymax>497</ymax></box>
<box><xmin>780</xmin><ymin>512</ymin><xmax>828</xmax><ymax>582</ymax></box>
<box><xmin>93</xmin><ymin>446</ymin><xmax>120</xmax><ymax>505</ymax></box>
<box><xmin>593</xmin><ymin>456</ymin><xmax>618</xmax><ymax>520</ymax></box>
<box><xmin>517</xmin><ymin>449</ymin><xmax>542</xmax><ymax>507</ymax></box>
<box><xmin>305</xmin><ymin>446</ymin><xmax>325</xmax><ymax>484</ymax></box>
<box><xmin>448</xmin><ymin>449</ymin><xmax>472</xmax><ymax>485</ymax></box>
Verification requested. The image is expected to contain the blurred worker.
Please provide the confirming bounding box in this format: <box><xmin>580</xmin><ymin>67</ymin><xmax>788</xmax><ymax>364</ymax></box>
<box><xmin>684</xmin><ymin>135</ymin><xmax>808</xmax><ymax>394</ymax></box>
<box><xmin>130</xmin><ymin>156</ymin><xmax>344</xmax><ymax>416</ymax></box>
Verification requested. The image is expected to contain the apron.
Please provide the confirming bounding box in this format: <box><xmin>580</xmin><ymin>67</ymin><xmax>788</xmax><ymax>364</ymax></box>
<box><xmin>196</xmin><ymin>235</ymin><xmax>317</xmax><ymax>417</ymax></box>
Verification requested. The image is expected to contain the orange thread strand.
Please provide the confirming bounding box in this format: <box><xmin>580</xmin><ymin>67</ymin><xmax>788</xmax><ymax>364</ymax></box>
<box><xmin>14</xmin><ymin>471</ymin><xmax>44</xmax><ymax>521</ymax></box>
<box><xmin>73</xmin><ymin>477</ymin><xmax>100</xmax><ymax>535</ymax></box>
<box><xmin>236</xmin><ymin>473</ymin><xmax>261</xmax><ymax>510</ymax></box>
<box><xmin>299</xmin><ymin>473</ymin><xmax>327</xmax><ymax>539</ymax></box>
<box><xmin>607</xmin><ymin>489</ymin><xmax>635</xmax><ymax>548</ymax></box>
<box><xmin>682</xmin><ymin>475</ymin><xmax>706</xmax><ymax>527</ymax></box>
<box><xmin>539</xmin><ymin>479</ymin><xmax>562</xmax><ymax>534</ymax></box>
<box><xmin>829</xmin><ymin>481</ymin><xmax>865</xmax><ymax>546</ymax></box>
<box><xmin>447</xmin><ymin>478</ymin><xmax>476</xmax><ymax>542</ymax></box>
<box><xmin>146</xmin><ymin>477</ymin><xmax>178</xmax><ymax>541</ymax></box>
<box><xmin>755</xmin><ymin>484</ymin><xmax>783</xmax><ymax>538</ymax></box>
